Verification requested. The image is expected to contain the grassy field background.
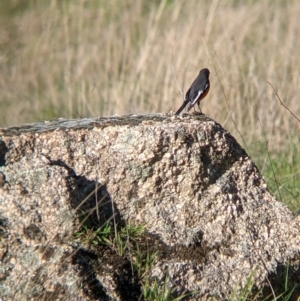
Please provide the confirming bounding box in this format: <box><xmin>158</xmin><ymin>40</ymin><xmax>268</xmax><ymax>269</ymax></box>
<box><xmin>0</xmin><ymin>0</ymin><xmax>299</xmax><ymax>211</ymax></box>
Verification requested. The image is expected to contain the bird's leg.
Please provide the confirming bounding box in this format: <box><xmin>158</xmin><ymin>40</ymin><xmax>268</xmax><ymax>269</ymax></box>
<box><xmin>197</xmin><ymin>103</ymin><xmax>202</xmax><ymax>113</ymax></box>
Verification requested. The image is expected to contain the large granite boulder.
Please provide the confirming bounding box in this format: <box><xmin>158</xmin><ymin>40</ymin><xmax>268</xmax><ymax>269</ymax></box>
<box><xmin>0</xmin><ymin>114</ymin><xmax>299</xmax><ymax>300</ymax></box>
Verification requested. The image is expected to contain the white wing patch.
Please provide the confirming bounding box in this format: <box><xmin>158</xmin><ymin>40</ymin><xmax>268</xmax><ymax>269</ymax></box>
<box><xmin>203</xmin><ymin>83</ymin><xmax>209</xmax><ymax>91</ymax></box>
<box><xmin>190</xmin><ymin>90</ymin><xmax>203</xmax><ymax>106</ymax></box>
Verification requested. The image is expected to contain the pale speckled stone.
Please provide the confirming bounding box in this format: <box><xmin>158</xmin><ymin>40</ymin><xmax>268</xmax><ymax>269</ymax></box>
<box><xmin>0</xmin><ymin>114</ymin><xmax>299</xmax><ymax>300</ymax></box>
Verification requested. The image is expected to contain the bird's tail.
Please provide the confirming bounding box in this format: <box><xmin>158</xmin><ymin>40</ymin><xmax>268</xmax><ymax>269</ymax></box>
<box><xmin>175</xmin><ymin>100</ymin><xmax>188</xmax><ymax>115</ymax></box>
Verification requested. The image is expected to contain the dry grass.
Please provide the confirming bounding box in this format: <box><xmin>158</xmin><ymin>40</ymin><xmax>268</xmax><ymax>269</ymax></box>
<box><xmin>0</xmin><ymin>0</ymin><xmax>299</xmax><ymax>208</ymax></box>
<box><xmin>0</xmin><ymin>1</ymin><xmax>299</xmax><ymax>129</ymax></box>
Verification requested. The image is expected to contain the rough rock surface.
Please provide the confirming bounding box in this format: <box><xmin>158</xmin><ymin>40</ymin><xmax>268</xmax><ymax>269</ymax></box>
<box><xmin>0</xmin><ymin>113</ymin><xmax>299</xmax><ymax>300</ymax></box>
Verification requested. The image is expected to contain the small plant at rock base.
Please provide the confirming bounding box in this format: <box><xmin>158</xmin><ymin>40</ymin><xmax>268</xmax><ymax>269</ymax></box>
<box><xmin>228</xmin><ymin>264</ymin><xmax>297</xmax><ymax>301</ymax></box>
<box><xmin>120</xmin><ymin>223</ymin><xmax>146</xmax><ymax>240</ymax></box>
<box><xmin>73</xmin><ymin>222</ymin><xmax>112</xmax><ymax>247</ymax></box>
<box><xmin>229</xmin><ymin>269</ymin><xmax>257</xmax><ymax>301</ymax></box>
<box><xmin>262</xmin><ymin>263</ymin><xmax>296</xmax><ymax>301</ymax></box>
<box><xmin>112</xmin><ymin>223</ymin><xmax>145</xmax><ymax>256</ymax></box>
<box><xmin>143</xmin><ymin>276</ymin><xmax>187</xmax><ymax>301</ymax></box>
<box><xmin>115</xmin><ymin>231</ymin><xmax>128</xmax><ymax>256</ymax></box>
<box><xmin>134</xmin><ymin>244</ymin><xmax>157</xmax><ymax>278</ymax></box>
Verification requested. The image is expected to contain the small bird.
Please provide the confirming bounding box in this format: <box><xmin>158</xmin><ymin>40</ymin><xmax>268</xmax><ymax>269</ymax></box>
<box><xmin>175</xmin><ymin>68</ymin><xmax>210</xmax><ymax>115</ymax></box>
